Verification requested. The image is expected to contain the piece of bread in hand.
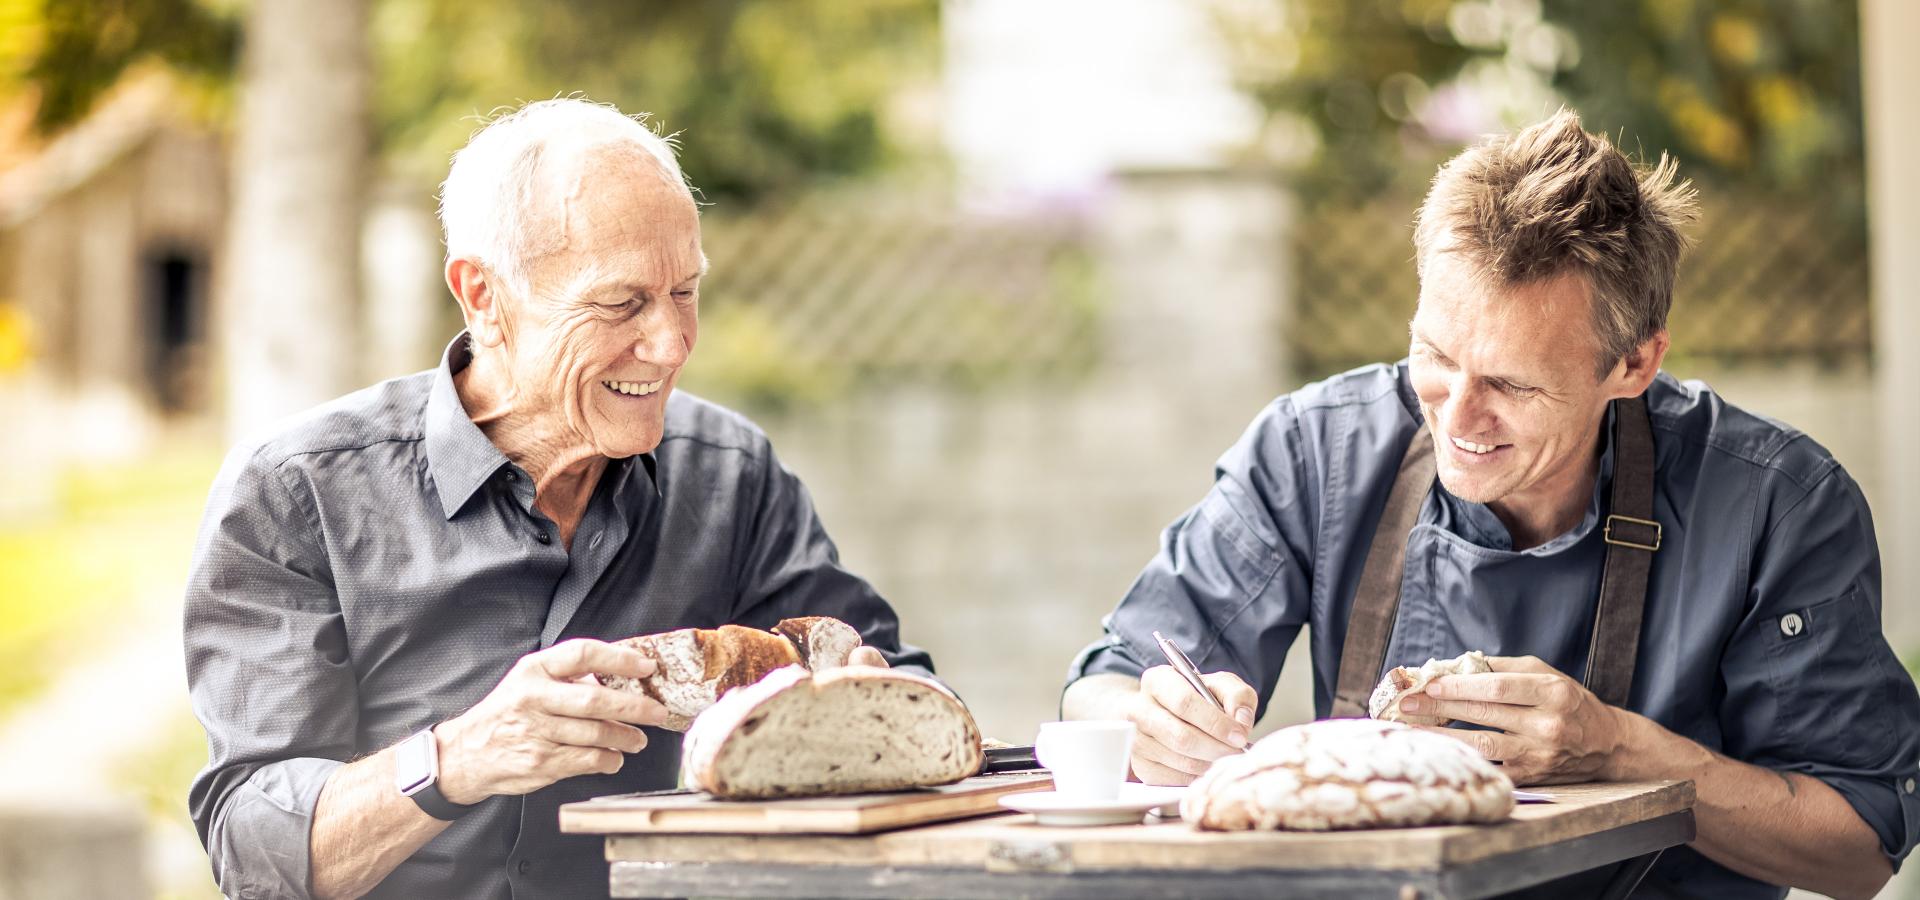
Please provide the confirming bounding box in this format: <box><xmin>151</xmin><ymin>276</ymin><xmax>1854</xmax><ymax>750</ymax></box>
<box><xmin>682</xmin><ymin>665</ymin><xmax>983</xmax><ymax>799</ymax></box>
<box><xmin>1368</xmin><ymin>650</ymin><xmax>1491</xmax><ymax>726</ymax></box>
<box><xmin>599</xmin><ymin>617</ymin><xmax>862</xmax><ymax>731</ymax></box>
<box><xmin>1182</xmin><ymin>718</ymin><xmax>1513</xmax><ymax>831</ymax></box>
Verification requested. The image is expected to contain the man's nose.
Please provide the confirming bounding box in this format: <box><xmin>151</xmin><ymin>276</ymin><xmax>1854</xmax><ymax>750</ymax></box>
<box><xmin>632</xmin><ymin>307</ymin><xmax>689</xmax><ymax>369</ymax></box>
<box><xmin>1440</xmin><ymin>376</ymin><xmax>1493</xmax><ymax>435</ymax></box>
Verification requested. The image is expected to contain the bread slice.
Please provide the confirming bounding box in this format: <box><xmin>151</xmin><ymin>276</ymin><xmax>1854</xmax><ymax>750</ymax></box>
<box><xmin>600</xmin><ymin>618</ymin><xmax>861</xmax><ymax>731</ymax></box>
<box><xmin>681</xmin><ymin>665</ymin><xmax>984</xmax><ymax>799</ymax></box>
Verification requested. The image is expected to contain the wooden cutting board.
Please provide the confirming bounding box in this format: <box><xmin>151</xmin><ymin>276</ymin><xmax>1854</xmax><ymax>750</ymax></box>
<box><xmin>560</xmin><ymin>773</ymin><xmax>1054</xmax><ymax>835</ymax></box>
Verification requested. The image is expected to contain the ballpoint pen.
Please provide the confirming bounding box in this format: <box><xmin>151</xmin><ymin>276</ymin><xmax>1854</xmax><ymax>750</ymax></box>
<box><xmin>1152</xmin><ymin>630</ymin><xmax>1227</xmax><ymax>713</ymax></box>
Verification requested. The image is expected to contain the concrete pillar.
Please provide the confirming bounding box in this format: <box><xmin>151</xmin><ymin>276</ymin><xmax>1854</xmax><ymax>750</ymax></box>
<box><xmin>1862</xmin><ymin>0</ymin><xmax>1920</xmax><ymax>643</ymax></box>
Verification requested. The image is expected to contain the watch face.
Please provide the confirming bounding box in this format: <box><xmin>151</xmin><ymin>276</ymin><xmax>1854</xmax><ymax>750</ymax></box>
<box><xmin>395</xmin><ymin>730</ymin><xmax>437</xmax><ymax>796</ymax></box>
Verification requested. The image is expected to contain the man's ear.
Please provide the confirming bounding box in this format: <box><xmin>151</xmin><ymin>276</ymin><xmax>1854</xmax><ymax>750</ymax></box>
<box><xmin>1608</xmin><ymin>329</ymin><xmax>1669</xmax><ymax>400</ymax></box>
<box><xmin>447</xmin><ymin>258</ymin><xmax>505</xmax><ymax>348</ymax></box>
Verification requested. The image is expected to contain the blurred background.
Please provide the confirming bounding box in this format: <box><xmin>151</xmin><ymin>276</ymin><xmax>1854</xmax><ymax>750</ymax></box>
<box><xmin>0</xmin><ymin>0</ymin><xmax>1915</xmax><ymax>896</ymax></box>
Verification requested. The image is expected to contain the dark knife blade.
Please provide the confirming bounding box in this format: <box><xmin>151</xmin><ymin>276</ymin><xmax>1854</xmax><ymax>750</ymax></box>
<box><xmin>981</xmin><ymin>745</ymin><xmax>1042</xmax><ymax>774</ymax></box>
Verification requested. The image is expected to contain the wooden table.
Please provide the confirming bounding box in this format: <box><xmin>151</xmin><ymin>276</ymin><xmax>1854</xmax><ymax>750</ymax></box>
<box><xmin>586</xmin><ymin>780</ymin><xmax>1695</xmax><ymax>899</ymax></box>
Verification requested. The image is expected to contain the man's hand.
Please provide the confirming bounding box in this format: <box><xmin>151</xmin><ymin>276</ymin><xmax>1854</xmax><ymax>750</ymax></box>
<box><xmin>1119</xmin><ymin>666</ymin><xmax>1258</xmax><ymax>785</ymax></box>
<box><xmin>848</xmin><ymin>646</ymin><xmax>890</xmax><ymax>668</ymax></box>
<box><xmin>1400</xmin><ymin>654</ymin><xmax>1628</xmax><ymax>785</ymax></box>
<box><xmin>434</xmin><ymin>639</ymin><xmax>669</xmax><ymax>804</ymax></box>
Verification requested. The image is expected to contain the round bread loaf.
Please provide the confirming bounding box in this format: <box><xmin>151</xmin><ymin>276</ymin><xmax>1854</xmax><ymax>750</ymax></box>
<box><xmin>1368</xmin><ymin>650</ymin><xmax>1492</xmax><ymax>726</ymax></box>
<box><xmin>1182</xmin><ymin>719</ymin><xmax>1514</xmax><ymax>831</ymax></box>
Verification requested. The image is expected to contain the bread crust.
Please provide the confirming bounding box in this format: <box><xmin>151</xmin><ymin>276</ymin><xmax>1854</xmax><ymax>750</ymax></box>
<box><xmin>599</xmin><ymin>617</ymin><xmax>859</xmax><ymax>731</ymax></box>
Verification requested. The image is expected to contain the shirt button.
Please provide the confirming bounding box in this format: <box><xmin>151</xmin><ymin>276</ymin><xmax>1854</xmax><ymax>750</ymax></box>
<box><xmin>1778</xmin><ymin>613</ymin><xmax>1804</xmax><ymax>637</ymax></box>
<box><xmin>1905</xmin><ymin>777</ymin><xmax>1916</xmax><ymax>794</ymax></box>
<box><xmin>503</xmin><ymin>469</ymin><xmax>518</xmax><ymax>482</ymax></box>
<box><xmin>534</xmin><ymin>529</ymin><xmax>552</xmax><ymax>545</ymax></box>
<box><xmin>517</xmin><ymin>858</ymin><xmax>532</xmax><ymax>875</ymax></box>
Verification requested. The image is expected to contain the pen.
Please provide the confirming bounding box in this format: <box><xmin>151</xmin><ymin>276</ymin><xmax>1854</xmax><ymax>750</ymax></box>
<box><xmin>1152</xmin><ymin>630</ymin><xmax>1227</xmax><ymax>713</ymax></box>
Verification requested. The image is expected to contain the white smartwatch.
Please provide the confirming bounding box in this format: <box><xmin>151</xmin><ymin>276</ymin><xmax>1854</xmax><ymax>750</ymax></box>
<box><xmin>395</xmin><ymin>727</ymin><xmax>477</xmax><ymax>820</ymax></box>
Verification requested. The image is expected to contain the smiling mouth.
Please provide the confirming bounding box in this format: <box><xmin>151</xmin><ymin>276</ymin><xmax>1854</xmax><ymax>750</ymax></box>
<box><xmin>1443</xmin><ymin>433</ymin><xmax>1505</xmax><ymax>452</ymax></box>
<box><xmin>602</xmin><ymin>378</ymin><xmax>666</xmax><ymax>397</ymax></box>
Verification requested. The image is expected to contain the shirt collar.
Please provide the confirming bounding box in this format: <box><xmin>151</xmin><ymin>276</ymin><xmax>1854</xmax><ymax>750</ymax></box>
<box><xmin>421</xmin><ymin>333</ymin><xmax>662</xmax><ymax>520</ymax></box>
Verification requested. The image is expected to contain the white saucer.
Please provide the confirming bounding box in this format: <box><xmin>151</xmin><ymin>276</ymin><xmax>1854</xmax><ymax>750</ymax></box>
<box><xmin>999</xmin><ymin>784</ymin><xmax>1188</xmax><ymax>826</ymax></box>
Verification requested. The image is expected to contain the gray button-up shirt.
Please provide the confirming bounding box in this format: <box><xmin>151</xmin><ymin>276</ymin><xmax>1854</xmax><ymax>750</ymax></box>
<box><xmin>1071</xmin><ymin>362</ymin><xmax>1920</xmax><ymax>899</ymax></box>
<box><xmin>186</xmin><ymin>335</ymin><xmax>934</xmax><ymax>899</ymax></box>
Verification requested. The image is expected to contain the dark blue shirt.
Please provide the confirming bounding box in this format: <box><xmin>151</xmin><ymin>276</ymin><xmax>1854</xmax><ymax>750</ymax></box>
<box><xmin>185</xmin><ymin>335</ymin><xmax>934</xmax><ymax>899</ymax></box>
<box><xmin>1071</xmin><ymin>362</ymin><xmax>1920</xmax><ymax>899</ymax></box>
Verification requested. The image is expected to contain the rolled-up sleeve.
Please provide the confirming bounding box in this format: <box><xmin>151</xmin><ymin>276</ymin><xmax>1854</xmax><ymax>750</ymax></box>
<box><xmin>1066</xmin><ymin>397</ymin><xmax>1318</xmax><ymax>719</ymax></box>
<box><xmin>1719</xmin><ymin>462</ymin><xmax>1920</xmax><ymax>869</ymax></box>
<box><xmin>729</xmin><ymin>433</ymin><xmax>938</xmax><ymax>680</ymax></box>
<box><xmin>185</xmin><ymin>446</ymin><xmax>357</xmax><ymax>900</ymax></box>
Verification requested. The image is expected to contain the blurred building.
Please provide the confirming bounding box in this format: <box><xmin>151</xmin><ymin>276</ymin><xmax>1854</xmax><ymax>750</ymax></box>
<box><xmin>0</xmin><ymin>80</ymin><xmax>224</xmax><ymax>446</ymax></box>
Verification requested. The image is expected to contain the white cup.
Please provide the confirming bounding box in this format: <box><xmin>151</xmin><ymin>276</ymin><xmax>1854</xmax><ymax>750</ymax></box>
<box><xmin>1035</xmin><ymin>720</ymin><xmax>1135</xmax><ymax>801</ymax></box>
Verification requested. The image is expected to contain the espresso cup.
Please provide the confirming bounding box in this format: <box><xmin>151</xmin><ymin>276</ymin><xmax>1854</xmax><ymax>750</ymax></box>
<box><xmin>1035</xmin><ymin>720</ymin><xmax>1135</xmax><ymax>802</ymax></box>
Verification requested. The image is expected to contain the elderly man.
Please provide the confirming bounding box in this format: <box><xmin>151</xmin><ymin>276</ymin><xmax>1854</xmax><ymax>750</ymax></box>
<box><xmin>1064</xmin><ymin>109</ymin><xmax>1920</xmax><ymax>899</ymax></box>
<box><xmin>186</xmin><ymin>98</ymin><xmax>929</xmax><ymax>899</ymax></box>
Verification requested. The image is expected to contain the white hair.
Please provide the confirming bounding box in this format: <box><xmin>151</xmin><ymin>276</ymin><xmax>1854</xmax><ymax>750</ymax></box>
<box><xmin>437</xmin><ymin>97</ymin><xmax>690</xmax><ymax>298</ymax></box>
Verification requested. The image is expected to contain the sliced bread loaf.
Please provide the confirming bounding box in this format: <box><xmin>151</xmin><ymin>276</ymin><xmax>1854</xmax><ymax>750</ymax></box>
<box><xmin>681</xmin><ymin>665</ymin><xmax>983</xmax><ymax>799</ymax></box>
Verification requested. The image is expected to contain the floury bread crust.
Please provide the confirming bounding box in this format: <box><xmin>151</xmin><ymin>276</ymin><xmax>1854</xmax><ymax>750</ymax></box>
<box><xmin>681</xmin><ymin>665</ymin><xmax>985</xmax><ymax>799</ymax></box>
<box><xmin>1182</xmin><ymin>719</ymin><xmax>1513</xmax><ymax>831</ymax></box>
<box><xmin>599</xmin><ymin>617</ymin><xmax>862</xmax><ymax>731</ymax></box>
<box><xmin>1368</xmin><ymin>650</ymin><xmax>1493</xmax><ymax>726</ymax></box>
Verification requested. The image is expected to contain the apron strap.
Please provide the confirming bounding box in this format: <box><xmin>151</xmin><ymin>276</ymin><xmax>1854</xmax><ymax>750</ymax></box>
<box><xmin>1330</xmin><ymin>425</ymin><xmax>1435</xmax><ymax>717</ymax></box>
<box><xmin>1585</xmin><ymin>395</ymin><xmax>1658</xmax><ymax>707</ymax></box>
<box><xmin>1329</xmin><ymin>395</ymin><xmax>1659</xmax><ymax>718</ymax></box>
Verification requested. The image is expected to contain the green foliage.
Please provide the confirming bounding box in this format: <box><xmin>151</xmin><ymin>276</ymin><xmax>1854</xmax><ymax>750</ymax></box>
<box><xmin>5</xmin><ymin>0</ymin><xmax>237</xmax><ymax>133</ymax></box>
<box><xmin>371</xmin><ymin>0</ymin><xmax>938</xmax><ymax>202</ymax></box>
<box><xmin>6</xmin><ymin>0</ymin><xmax>937</xmax><ymax>203</ymax></box>
<box><xmin>1219</xmin><ymin>0</ymin><xmax>1864</xmax><ymax>224</ymax></box>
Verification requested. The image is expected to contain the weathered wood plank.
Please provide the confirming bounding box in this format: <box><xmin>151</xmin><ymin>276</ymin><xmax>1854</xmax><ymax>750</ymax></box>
<box><xmin>607</xmin><ymin>811</ymin><xmax>1694</xmax><ymax>899</ymax></box>
<box><xmin>604</xmin><ymin>780</ymin><xmax>1693</xmax><ymax>873</ymax></box>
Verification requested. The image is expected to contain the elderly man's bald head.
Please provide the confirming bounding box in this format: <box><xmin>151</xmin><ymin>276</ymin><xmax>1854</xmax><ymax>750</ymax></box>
<box><xmin>439</xmin><ymin>98</ymin><xmax>697</xmax><ymax>298</ymax></box>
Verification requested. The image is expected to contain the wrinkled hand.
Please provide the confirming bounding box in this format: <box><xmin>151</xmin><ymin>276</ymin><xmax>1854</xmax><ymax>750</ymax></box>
<box><xmin>1402</xmin><ymin>655</ymin><xmax>1628</xmax><ymax>786</ymax></box>
<box><xmin>1123</xmin><ymin>666</ymin><xmax>1258</xmax><ymax>786</ymax></box>
<box><xmin>848</xmin><ymin>646</ymin><xmax>890</xmax><ymax>668</ymax></box>
<box><xmin>434</xmin><ymin>639</ymin><xmax>669</xmax><ymax>804</ymax></box>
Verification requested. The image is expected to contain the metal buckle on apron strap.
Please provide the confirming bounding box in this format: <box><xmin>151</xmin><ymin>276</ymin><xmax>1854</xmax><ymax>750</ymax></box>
<box><xmin>1603</xmin><ymin>514</ymin><xmax>1662</xmax><ymax>552</ymax></box>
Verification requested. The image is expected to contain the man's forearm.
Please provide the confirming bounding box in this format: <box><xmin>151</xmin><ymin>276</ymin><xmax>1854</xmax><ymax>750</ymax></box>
<box><xmin>1061</xmin><ymin>673</ymin><xmax>1140</xmax><ymax>722</ymax></box>
<box><xmin>308</xmin><ymin>744</ymin><xmax>454</xmax><ymax>900</ymax></box>
<box><xmin>1610</xmin><ymin>713</ymin><xmax>1891</xmax><ymax>900</ymax></box>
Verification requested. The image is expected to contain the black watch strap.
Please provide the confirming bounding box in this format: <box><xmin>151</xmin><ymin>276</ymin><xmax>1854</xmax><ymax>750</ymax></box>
<box><xmin>409</xmin><ymin>777</ymin><xmax>479</xmax><ymax>821</ymax></box>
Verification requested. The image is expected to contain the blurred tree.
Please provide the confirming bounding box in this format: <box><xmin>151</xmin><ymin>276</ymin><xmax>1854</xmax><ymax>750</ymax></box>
<box><xmin>1217</xmin><ymin>0</ymin><xmax>1865</xmax><ymax>224</ymax></box>
<box><xmin>221</xmin><ymin>0</ymin><xmax>370</xmax><ymax>433</ymax></box>
<box><xmin>3</xmin><ymin>0</ymin><xmax>936</xmax><ymax>204</ymax></box>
